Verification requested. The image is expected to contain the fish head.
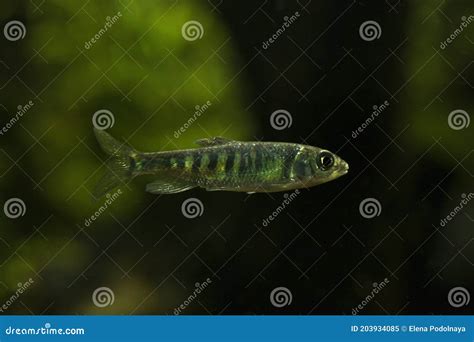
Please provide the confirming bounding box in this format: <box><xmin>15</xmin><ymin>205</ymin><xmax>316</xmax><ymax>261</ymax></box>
<box><xmin>294</xmin><ymin>146</ymin><xmax>349</xmax><ymax>187</ymax></box>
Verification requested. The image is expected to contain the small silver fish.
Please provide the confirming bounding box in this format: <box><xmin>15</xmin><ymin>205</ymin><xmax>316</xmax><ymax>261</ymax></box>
<box><xmin>94</xmin><ymin>129</ymin><xmax>349</xmax><ymax>196</ymax></box>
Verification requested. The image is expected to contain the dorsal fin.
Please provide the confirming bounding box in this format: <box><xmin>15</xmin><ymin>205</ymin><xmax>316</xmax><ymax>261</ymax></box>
<box><xmin>195</xmin><ymin>137</ymin><xmax>234</xmax><ymax>147</ymax></box>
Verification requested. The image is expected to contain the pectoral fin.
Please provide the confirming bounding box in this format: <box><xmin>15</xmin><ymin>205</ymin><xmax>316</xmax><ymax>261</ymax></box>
<box><xmin>146</xmin><ymin>180</ymin><xmax>195</xmax><ymax>194</ymax></box>
<box><xmin>195</xmin><ymin>137</ymin><xmax>234</xmax><ymax>147</ymax></box>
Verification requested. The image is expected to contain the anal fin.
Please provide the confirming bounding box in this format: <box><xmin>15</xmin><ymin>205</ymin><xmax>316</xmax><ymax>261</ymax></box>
<box><xmin>146</xmin><ymin>180</ymin><xmax>194</xmax><ymax>194</ymax></box>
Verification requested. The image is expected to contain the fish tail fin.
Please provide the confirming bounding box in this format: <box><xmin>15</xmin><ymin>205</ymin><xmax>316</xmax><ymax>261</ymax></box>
<box><xmin>93</xmin><ymin>128</ymin><xmax>137</xmax><ymax>198</ymax></box>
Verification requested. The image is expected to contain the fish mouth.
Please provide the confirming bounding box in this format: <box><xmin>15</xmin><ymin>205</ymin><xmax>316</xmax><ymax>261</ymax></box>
<box><xmin>340</xmin><ymin>161</ymin><xmax>349</xmax><ymax>175</ymax></box>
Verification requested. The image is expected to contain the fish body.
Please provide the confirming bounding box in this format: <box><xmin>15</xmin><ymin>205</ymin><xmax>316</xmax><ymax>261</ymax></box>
<box><xmin>94</xmin><ymin>129</ymin><xmax>349</xmax><ymax>196</ymax></box>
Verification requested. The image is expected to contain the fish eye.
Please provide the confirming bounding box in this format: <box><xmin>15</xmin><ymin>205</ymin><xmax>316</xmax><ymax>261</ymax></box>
<box><xmin>317</xmin><ymin>152</ymin><xmax>334</xmax><ymax>170</ymax></box>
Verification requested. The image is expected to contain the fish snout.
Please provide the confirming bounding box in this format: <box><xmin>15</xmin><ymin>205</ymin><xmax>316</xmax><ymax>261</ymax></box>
<box><xmin>340</xmin><ymin>160</ymin><xmax>349</xmax><ymax>174</ymax></box>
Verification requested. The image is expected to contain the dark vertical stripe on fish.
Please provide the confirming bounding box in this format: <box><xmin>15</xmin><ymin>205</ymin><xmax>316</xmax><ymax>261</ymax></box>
<box><xmin>250</xmin><ymin>146</ymin><xmax>257</xmax><ymax>173</ymax></box>
<box><xmin>255</xmin><ymin>146</ymin><xmax>263</xmax><ymax>172</ymax></box>
<box><xmin>207</xmin><ymin>152</ymin><xmax>218</xmax><ymax>171</ymax></box>
<box><xmin>192</xmin><ymin>154</ymin><xmax>201</xmax><ymax>173</ymax></box>
<box><xmin>239</xmin><ymin>151</ymin><xmax>248</xmax><ymax>174</ymax></box>
<box><xmin>225</xmin><ymin>149</ymin><xmax>235</xmax><ymax>175</ymax></box>
<box><xmin>177</xmin><ymin>156</ymin><xmax>185</xmax><ymax>169</ymax></box>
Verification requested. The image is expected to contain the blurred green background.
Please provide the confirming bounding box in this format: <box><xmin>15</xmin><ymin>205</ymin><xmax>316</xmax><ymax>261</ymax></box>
<box><xmin>0</xmin><ymin>0</ymin><xmax>473</xmax><ymax>314</ymax></box>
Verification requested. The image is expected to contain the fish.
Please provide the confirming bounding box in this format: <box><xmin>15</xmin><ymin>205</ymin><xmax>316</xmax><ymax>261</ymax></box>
<box><xmin>93</xmin><ymin>128</ymin><xmax>349</xmax><ymax>197</ymax></box>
